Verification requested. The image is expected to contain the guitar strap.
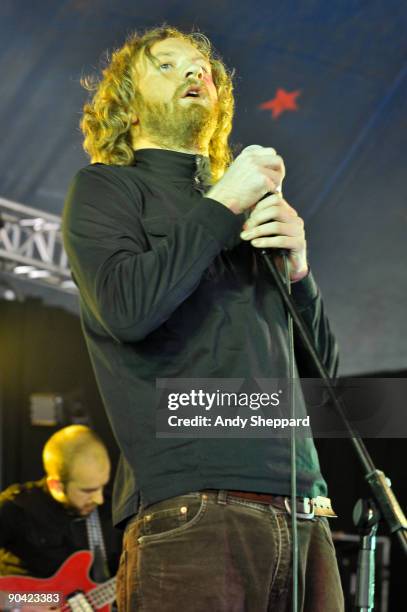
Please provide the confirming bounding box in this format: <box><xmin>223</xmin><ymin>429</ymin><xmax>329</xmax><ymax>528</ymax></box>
<box><xmin>86</xmin><ymin>508</ymin><xmax>109</xmax><ymax>582</ymax></box>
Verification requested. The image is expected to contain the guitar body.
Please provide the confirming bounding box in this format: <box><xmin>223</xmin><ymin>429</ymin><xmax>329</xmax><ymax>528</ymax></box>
<box><xmin>0</xmin><ymin>551</ymin><xmax>115</xmax><ymax>611</ymax></box>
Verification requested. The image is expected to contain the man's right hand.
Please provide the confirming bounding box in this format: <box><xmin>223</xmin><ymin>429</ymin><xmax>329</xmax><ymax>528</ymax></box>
<box><xmin>205</xmin><ymin>145</ymin><xmax>285</xmax><ymax>215</ymax></box>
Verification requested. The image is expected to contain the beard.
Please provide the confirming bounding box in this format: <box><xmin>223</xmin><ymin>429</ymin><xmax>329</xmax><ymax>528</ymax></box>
<box><xmin>136</xmin><ymin>93</ymin><xmax>219</xmax><ymax>152</ymax></box>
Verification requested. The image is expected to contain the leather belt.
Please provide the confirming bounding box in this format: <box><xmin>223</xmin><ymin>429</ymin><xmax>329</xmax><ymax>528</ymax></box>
<box><xmin>216</xmin><ymin>490</ymin><xmax>337</xmax><ymax>518</ymax></box>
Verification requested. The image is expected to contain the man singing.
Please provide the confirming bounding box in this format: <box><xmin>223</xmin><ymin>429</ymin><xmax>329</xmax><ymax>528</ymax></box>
<box><xmin>63</xmin><ymin>26</ymin><xmax>344</xmax><ymax>611</ymax></box>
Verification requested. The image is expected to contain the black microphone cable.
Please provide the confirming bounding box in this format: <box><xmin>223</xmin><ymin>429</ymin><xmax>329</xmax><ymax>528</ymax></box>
<box><xmin>259</xmin><ymin>246</ymin><xmax>299</xmax><ymax>612</ymax></box>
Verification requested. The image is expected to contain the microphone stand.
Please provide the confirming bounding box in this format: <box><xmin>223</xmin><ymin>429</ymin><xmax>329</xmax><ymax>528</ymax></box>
<box><xmin>259</xmin><ymin>250</ymin><xmax>407</xmax><ymax>584</ymax></box>
<box><xmin>353</xmin><ymin>498</ymin><xmax>381</xmax><ymax>611</ymax></box>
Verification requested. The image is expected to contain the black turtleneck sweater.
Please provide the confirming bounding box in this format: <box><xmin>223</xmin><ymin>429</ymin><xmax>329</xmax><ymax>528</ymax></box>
<box><xmin>63</xmin><ymin>149</ymin><xmax>338</xmax><ymax>528</ymax></box>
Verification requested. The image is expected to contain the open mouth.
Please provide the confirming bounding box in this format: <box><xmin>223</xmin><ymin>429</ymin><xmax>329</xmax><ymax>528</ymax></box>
<box><xmin>182</xmin><ymin>85</ymin><xmax>203</xmax><ymax>99</ymax></box>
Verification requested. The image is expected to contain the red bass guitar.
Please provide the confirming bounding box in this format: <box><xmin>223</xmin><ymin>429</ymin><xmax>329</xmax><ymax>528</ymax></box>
<box><xmin>0</xmin><ymin>550</ymin><xmax>116</xmax><ymax>611</ymax></box>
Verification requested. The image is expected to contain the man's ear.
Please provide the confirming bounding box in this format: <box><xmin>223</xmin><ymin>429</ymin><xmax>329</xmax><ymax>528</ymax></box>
<box><xmin>46</xmin><ymin>477</ymin><xmax>64</xmax><ymax>495</ymax></box>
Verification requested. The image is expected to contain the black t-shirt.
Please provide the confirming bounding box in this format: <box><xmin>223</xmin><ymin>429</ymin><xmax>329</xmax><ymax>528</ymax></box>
<box><xmin>0</xmin><ymin>478</ymin><xmax>122</xmax><ymax>579</ymax></box>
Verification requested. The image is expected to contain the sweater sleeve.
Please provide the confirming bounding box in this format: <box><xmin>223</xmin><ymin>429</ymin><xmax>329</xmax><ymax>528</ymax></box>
<box><xmin>0</xmin><ymin>500</ymin><xmax>27</xmax><ymax>575</ymax></box>
<box><xmin>63</xmin><ymin>166</ymin><xmax>244</xmax><ymax>343</ymax></box>
<box><xmin>0</xmin><ymin>500</ymin><xmax>13</xmax><ymax>548</ymax></box>
<box><xmin>290</xmin><ymin>270</ymin><xmax>339</xmax><ymax>378</ymax></box>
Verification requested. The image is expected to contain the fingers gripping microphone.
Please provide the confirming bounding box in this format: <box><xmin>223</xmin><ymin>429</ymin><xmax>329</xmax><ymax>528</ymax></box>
<box><xmin>257</xmin><ymin>189</ymin><xmax>289</xmax><ymax>258</ymax></box>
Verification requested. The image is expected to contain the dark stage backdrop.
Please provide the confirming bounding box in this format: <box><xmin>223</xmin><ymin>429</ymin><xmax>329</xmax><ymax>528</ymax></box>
<box><xmin>0</xmin><ymin>0</ymin><xmax>406</xmax><ymax>375</ymax></box>
<box><xmin>316</xmin><ymin>435</ymin><xmax>406</xmax><ymax>612</ymax></box>
<box><xmin>0</xmin><ymin>299</ymin><xmax>120</xmax><ymax>490</ymax></box>
<box><xmin>0</xmin><ymin>299</ymin><xmax>406</xmax><ymax>609</ymax></box>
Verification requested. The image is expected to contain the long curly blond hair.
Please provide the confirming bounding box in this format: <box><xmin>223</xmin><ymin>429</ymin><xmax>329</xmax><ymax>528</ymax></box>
<box><xmin>81</xmin><ymin>26</ymin><xmax>235</xmax><ymax>182</ymax></box>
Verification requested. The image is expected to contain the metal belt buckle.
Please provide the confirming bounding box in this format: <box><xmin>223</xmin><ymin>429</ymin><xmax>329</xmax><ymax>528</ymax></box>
<box><xmin>284</xmin><ymin>496</ymin><xmax>315</xmax><ymax>519</ymax></box>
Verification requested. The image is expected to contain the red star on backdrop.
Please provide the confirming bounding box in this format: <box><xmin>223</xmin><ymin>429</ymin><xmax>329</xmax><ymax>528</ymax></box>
<box><xmin>259</xmin><ymin>88</ymin><xmax>301</xmax><ymax>119</ymax></box>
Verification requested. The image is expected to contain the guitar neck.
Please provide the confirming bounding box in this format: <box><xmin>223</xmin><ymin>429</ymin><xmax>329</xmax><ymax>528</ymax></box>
<box><xmin>86</xmin><ymin>576</ymin><xmax>117</xmax><ymax>608</ymax></box>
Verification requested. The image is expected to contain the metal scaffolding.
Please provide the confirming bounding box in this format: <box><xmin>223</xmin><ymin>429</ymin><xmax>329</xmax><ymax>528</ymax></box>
<box><xmin>0</xmin><ymin>196</ymin><xmax>76</xmax><ymax>295</ymax></box>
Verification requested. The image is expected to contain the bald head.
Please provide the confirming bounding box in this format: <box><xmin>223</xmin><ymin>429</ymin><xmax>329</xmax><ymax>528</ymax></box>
<box><xmin>43</xmin><ymin>425</ymin><xmax>109</xmax><ymax>481</ymax></box>
<box><xmin>43</xmin><ymin>425</ymin><xmax>111</xmax><ymax>515</ymax></box>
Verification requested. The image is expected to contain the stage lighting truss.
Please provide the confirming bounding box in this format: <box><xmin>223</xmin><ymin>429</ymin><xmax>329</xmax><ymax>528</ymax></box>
<box><xmin>0</xmin><ymin>197</ymin><xmax>76</xmax><ymax>294</ymax></box>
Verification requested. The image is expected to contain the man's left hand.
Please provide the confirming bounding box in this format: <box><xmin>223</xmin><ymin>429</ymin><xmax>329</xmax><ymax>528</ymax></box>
<box><xmin>240</xmin><ymin>193</ymin><xmax>308</xmax><ymax>282</ymax></box>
